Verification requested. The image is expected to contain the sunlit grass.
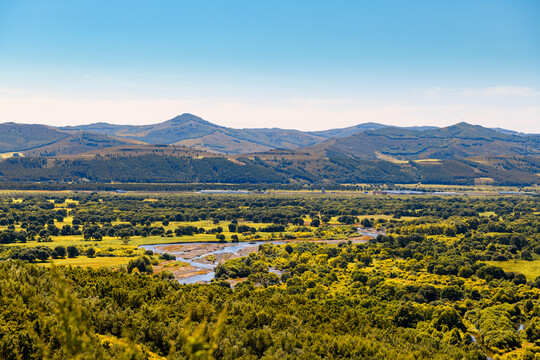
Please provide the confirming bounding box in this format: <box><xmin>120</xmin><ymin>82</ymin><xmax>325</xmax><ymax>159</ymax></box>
<box><xmin>485</xmin><ymin>259</ymin><xmax>540</xmax><ymax>281</ymax></box>
<box><xmin>479</xmin><ymin>211</ymin><xmax>497</xmax><ymax>217</ymax></box>
<box><xmin>11</xmin><ymin>235</ymin><xmax>130</xmax><ymax>248</ymax></box>
<box><xmin>40</xmin><ymin>256</ymin><xmax>136</xmax><ymax>268</ymax></box>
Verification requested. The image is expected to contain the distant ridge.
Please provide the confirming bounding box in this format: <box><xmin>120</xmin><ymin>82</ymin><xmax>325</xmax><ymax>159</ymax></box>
<box><xmin>2</xmin><ymin>114</ymin><xmax>538</xmax><ymax>157</ymax></box>
<box><xmin>0</xmin><ymin>123</ymin><xmax>138</xmax><ymax>156</ymax></box>
<box><xmin>302</xmin><ymin>122</ymin><xmax>540</xmax><ymax>160</ymax></box>
<box><xmin>1</xmin><ymin>115</ymin><xmax>539</xmax><ymax>186</ymax></box>
<box><xmin>61</xmin><ymin>113</ymin><xmax>343</xmax><ymax>153</ymax></box>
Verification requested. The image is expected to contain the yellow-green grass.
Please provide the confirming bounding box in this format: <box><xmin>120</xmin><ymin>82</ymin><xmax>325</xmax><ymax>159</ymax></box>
<box><xmin>6</xmin><ymin>228</ymin><xmax>291</xmax><ymax>250</ymax></box>
<box><xmin>484</xmin><ymin>259</ymin><xmax>540</xmax><ymax>280</ymax></box>
<box><xmin>0</xmin><ymin>152</ymin><xmax>23</xmax><ymax>159</ymax></box>
<box><xmin>162</xmin><ymin>260</ymin><xmax>190</xmax><ymax>268</ymax></box>
<box><xmin>40</xmin><ymin>256</ymin><xmax>136</xmax><ymax>268</ymax></box>
<box><xmin>167</xmin><ymin>219</ymin><xmax>273</xmax><ymax>229</ymax></box>
<box><xmin>355</xmin><ymin>214</ymin><xmax>417</xmax><ymax>221</ymax></box>
<box><xmin>108</xmin><ymin>220</ymin><xmax>275</xmax><ymax>233</ymax></box>
<box><xmin>130</xmin><ymin>234</ymin><xmax>222</xmax><ymax>246</ymax></box>
<box><xmin>11</xmin><ymin>235</ymin><xmax>135</xmax><ymax>248</ymax></box>
<box><xmin>20</xmin><ymin>232</ymin><xmax>264</xmax><ymax>248</ymax></box>
<box><xmin>479</xmin><ymin>211</ymin><xmax>497</xmax><ymax>217</ymax></box>
<box><xmin>374</xmin><ymin>152</ymin><xmax>408</xmax><ymax>164</ymax></box>
<box><xmin>129</xmin><ymin>230</ymin><xmax>279</xmax><ymax>246</ymax></box>
<box><xmin>327</xmin><ymin>215</ymin><xmax>416</xmax><ymax>225</ymax></box>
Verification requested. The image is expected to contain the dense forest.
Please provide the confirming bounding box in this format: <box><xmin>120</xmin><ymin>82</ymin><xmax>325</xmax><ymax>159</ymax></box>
<box><xmin>0</xmin><ymin>193</ymin><xmax>539</xmax><ymax>359</ymax></box>
<box><xmin>0</xmin><ymin>156</ymin><xmax>287</xmax><ymax>184</ymax></box>
<box><xmin>0</xmin><ymin>153</ymin><xmax>538</xmax><ymax>185</ymax></box>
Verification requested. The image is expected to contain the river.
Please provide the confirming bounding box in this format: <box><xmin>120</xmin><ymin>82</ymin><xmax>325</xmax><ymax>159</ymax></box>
<box><xmin>141</xmin><ymin>241</ymin><xmax>284</xmax><ymax>284</ymax></box>
<box><xmin>142</xmin><ymin>229</ymin><xmax>381</xmax><ymax>284</ymax></box>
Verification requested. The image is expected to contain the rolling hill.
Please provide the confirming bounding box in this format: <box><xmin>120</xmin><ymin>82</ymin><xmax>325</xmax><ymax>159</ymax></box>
<box><xmin>61</xmin><ymin>113</ymin><xmax>330</xmax><ymax>154</ymax></box>
<box><xmin>0</xmin><ymin>123</ymin><xmax>70</xmax><ymax>153</ymax></box>
<box><xmin>303</xmin><ymin>122</ymin><xmax>540</xmax><ymax>160</ymax></box>
<box><xmin>4</xmin><ymin>114</ymin><xmax>539</xmax><ymax>159</ymax></box>
<box><xmin>1</xmin><ymin>116</ymin><xmax>539</xmax><ymax>186</ymax></box>
<box><xmin>0</xmin><ymin>123</ymin><xmax>138</xmax><ymax>157</ymax></box>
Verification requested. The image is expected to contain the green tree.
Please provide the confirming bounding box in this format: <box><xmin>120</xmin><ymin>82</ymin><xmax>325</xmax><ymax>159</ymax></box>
<box><xmin>53</xmin><ymin>246</ymin><xmax>67</xmax><ymax>259</ymax></box>
<box><xmin>67</xmin><ymin>246</ymin><xmax>79</xmax><ymax>258</ymax></box>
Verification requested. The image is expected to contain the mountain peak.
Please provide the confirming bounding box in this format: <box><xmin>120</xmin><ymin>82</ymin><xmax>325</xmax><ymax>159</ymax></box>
<box><xmin>169</xmin><ymin>113</ymin><xmax>209</xmax><ymax>124</ymax></box>
<box><xmin>450</xmin><ymin>122</ymin><xmax>478</xmax><ymax>129</ymax></box>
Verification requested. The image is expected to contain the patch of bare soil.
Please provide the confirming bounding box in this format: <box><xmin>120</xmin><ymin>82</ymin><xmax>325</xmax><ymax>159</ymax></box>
<box><xmin>224</xmin><ymin>277</ymin><xmax>248</xmax><ymax>288</ymax></box>
<box><xmin>153</xmin><ymin>260</ymin><xmax>210</xmax><ymax>280</ymax></box>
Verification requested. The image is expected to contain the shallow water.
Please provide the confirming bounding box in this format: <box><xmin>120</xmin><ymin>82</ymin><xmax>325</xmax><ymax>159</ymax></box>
<box><xmin>143</xmin><ymin>227</ymin><xmax>378</xmax><ymax>284</ymax></box>
<box><xmin>356</xmin><ymin>229</ymin><xmax>382</xmax><ymax>237</ymax></box>
<box><xmin>141</xmin><ymin>241</ymin><xmax>283</xmax><ymax>284</ymax></box>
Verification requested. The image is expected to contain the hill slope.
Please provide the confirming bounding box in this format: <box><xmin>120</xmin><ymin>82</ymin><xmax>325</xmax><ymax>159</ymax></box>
<box><xmin>64</xmin><ymin>113</ymin><xmax>442</xmax><ymax>154</ymax></box>
<box><xmin>304</xmin><ymin>122</ymin><xmax>540</xmax><ymax>160</ymax></box>
<box><xmin>1</xmin><ymin>151</ymin><xmax>538</xmax><ymax>186</ymax></box>
<box><xmin>0</xmin><ymin>123</ymin><xmax>137</xmax><ymax>156</ymax></box>
<box><xmin>62</xmin><ymin>113</ymin><xmax>330</xmax><ymax>154</ymax></box>
<box><xmin>2</xmin><ymin>117</ymin><xmax>539</xmax><ymax>186</ymax></box>
<box><xmin>0</xmin><ymin>123</ymin><xmax>70</xmax><ymax>153</ymax></box>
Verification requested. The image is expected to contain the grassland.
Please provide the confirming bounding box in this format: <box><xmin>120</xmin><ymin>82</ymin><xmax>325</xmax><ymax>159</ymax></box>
<box><xmin>0</xmin><ymin>152</ymin><xmax>23</xmax><ymax>159</ymax></box>
<box><xmin>485</xmin><ymin>259</ymin><xmax>540</xmax><ymax>281</ymax></box>
<box><xmin>0</xmin><ymin>197</ymin><xmax>326</xmax><ymax>268</ymax></box>
<box><xmin>43</xmin><ymin>256</ymin><xmax>137</xmax><ymax>268</ymax></box>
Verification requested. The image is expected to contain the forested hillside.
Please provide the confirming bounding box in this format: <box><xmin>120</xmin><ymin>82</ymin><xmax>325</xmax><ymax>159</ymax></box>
<box><xmin>0</xmin><ymin>153</ymin><xmax>538</xmax><ymax>185</ymax></box>
<box><xmin>305</xmin><ymin>123</ymin><xmax>540</xmax><ymax>160</ymax></box>
<box><xmin>0</xmin><ymin>155</ymin><xmax>287</xmax><ymax>184</ymax></box>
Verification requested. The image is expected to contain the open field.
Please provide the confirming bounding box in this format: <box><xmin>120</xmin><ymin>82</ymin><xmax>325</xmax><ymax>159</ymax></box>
<box><xmin>42</xmin><ymin>256</ymin><xmax>137</xmax><ymax>268</ymax></box>
<box><xmin>478</xmin><ymin>211</ymin><xmax>497</xmax><ymax>217</ymax></box>
<box><xmin>0</xmin><ymin>152</ymin><xmax>23</xmax><ymax>159</ymax></box>
<box><xmin>485</xmin><ymin>259</ymin><xmax>540</xmax><ymax>281</ymax></box>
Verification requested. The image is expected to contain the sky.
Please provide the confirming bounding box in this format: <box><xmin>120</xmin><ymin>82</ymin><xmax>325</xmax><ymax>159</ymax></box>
<box><xmin>0</xmin><ymin>0</ymin><xmax>539</xmax><ymax>132</ymax></box>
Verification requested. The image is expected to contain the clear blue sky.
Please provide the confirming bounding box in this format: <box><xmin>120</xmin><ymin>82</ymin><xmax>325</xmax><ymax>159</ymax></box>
<box><xmin>1</xmin><ymin>0</ymin><xmax>539</xmax><ymax>131</ymax></box>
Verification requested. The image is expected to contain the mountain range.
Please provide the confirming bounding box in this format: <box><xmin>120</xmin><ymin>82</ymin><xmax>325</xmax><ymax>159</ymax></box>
<box><xmin>1</xmin><ymin>113</ymin><xmax>537</xmax><ymax>157</ymax></box>
<box><xmin>0</xmin><ymin>114</ymin><xmax>539</xmax><ymax>186</ymax></box>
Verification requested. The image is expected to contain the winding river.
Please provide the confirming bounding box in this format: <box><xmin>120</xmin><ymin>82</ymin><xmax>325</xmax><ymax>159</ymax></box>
<box><xmin>142</xmin><ymin>228</ymin><xmax>381</xmax><ymax>284</ymax></box>
<box><xmin>141</xmin><ymin>241</ymin><xmax>284</xmax><ymax>284</ymax></box>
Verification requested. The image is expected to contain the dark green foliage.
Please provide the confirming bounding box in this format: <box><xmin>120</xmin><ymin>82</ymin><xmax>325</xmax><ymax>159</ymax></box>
<box><xmin>159</xmin><ymin>253</ymin><xmax>176</xmax><ymax>261</ymax></box>
<box><xmin>67</xmin><ymin>246</ymin><xmax>79</xmax><ymax>258</ymax></box>
<box><xmin>259</xmin><ymin>224</ymin><xmax>286</xmax><ymax>232</ymax></box>
<box><xmin>0</xmin><ymin>260</ymin><xmax>484</xmax><ymax>360</ymax></box>
<box><xmin>127</xmin><ymin>256</ymin><xmax>153</xmax><ymax>274</ymax></box>
<box><xmin>10</xmin><ymin>246</ymin><xmax>52</xmax><ymax>262</ymax></box>
<box><xmin>174</xmin><ymin>225</ymin><xmax>199</xmax><ymax>236</ymax></box>
<box><xmin>2</xmin><ymin>147</ymin><xmax>539</xmax><ymax>185</ymax></box>
<box><xmin>337</xmin><ymin>215</ymin><xmax>358</xmax><ymax>224</ymax></box>
<box><xmin>394</xmin><ymin>304</ymin><xmax>422</xmax><ymax>328</ymax></box>
<box><xmin>0</xmin><ymin>155</ymin><xmax>287</xmax><ymax>184</ymax></box>
<box><xmin>53</xmin><ymin>245</ymin><xmax>66</xmax><ymax>259</ymax></box>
